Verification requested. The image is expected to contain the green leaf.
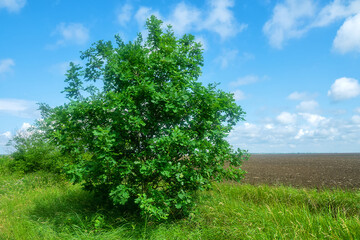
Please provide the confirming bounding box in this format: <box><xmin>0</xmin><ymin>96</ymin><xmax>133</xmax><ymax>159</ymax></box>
<box><xmin>110</xmin><ymin>185</ymin><xmax>130</xmax><ymax>205</ymax></box>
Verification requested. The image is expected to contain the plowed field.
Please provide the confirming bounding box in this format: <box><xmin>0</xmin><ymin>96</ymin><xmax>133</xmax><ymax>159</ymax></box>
<box><xmin>241</xmin><ymin>153</ymin><xmax>360</xmax><ymax>189</ymax></box>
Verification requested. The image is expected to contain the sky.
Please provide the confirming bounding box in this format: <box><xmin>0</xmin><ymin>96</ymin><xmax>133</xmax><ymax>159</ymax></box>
<box><xmin>1</xmin><ymin>0</ymin><xmax>360</xmax><ymax>154</ymax></box>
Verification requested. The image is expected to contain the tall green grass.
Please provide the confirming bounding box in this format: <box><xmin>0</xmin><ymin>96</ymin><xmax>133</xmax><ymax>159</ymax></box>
<box><xmin>1</xmin><ymin>156</ymin><xmax>359</xmax><ymax>239</ymax></box>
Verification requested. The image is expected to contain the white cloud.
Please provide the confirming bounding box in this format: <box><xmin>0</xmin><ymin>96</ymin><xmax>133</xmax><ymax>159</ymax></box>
<box><xmin>355</xmin><ymin>107</ymin><xmax>360</xmax><ymax>113</ymax></box>
<box><xmin>202</xmin><ymin>0</ymin><xmax>247</xmax><ymax>39</ymax></box>
<box><xmin>333</xmin><ymin>13</ymin><xmax>360</xmax><ymax>53</ymax></box>
<box><xmin>135</xmin><ymin>0</ymin><xmax>245</xmax><ymax>40</ymax></box>
<box><xmin>277</xmin><ymin>112</ymin><xmax>297</xmax><ymax>125</ymax></box>
<box><xmin>293</xmin><ymin>126</ymin><xmax>338</xmax><ymax>141</ymax></box>
<box><xmin>0</xmin><ymin>58</ymin><xmax>15</xmax><ymax>74</ymax></box>
<box><xmin>228</xmin><ymin>111</ymin><xmax>360</xmax><ymax>153</ymax></box>
<box><xmin>328</xmin><ymin>77</ymin><xmax>360</xmax><ymax>101</ymax></box>
<box><xmin>0</xmin><ymin>99</ymin><xmax>40</xmax><ymax>118</ymax></box>
<box><xmin>288</xmin><ymin>91</ymin><xmax>314</xmax><ymax>100</ymax></box>
<box><xmin>227</xmin><ymin>121</ymin><xmax>298</xmax><ymax>152</ymax></box>
<box><xmin>135</xmin><ymin>7</ymin><xmax>161</xmax><ymax>27</ymax></box>
<box><xmin>1</xmin><ymin>131</ymin><xmax>11</xmax><ymax>138</ymax></box>
<box><xmin>313</xmin><ymin>0</ymin><xmax>360</xmax><ymax>27</ymax></box>
<box><xmin>0</xmin><ymin>99</ymin><xmax>27</xmax><ymax>111</ymax></box>
<box><xmin>0</xmin><ymin>0</ymin><xmax>26</xmax><ymax>13</ymax></box>
<box><xmin>49</xmin><ymin>23</ymin><xmax>89</xmax><ymax>48</ymax></box>
<box><xmin>19</xmin><ymin>122</ymin><xmax>31</xmax><ymax>131</ymax></box>
<box><xmin>230</xmin><ymin>75</ymin><xmax>259</xmax><ymax>87</ymax></box>
<box><xmin>117</xmin><ymin>4</ymin><xmax>133</xmax><ymax>26</ymax></box>
<box><xmin>264</xmin><ymin>0</ymin><xmax>360</xmax><ymax>50</ymax></box>
<box><xmin>263</xmin><ymin>0</ymin><xmax>315</xmax><ymax>48</ymax></box>
<box><xmin>134</xmin><ymin>7</ymin><xmax>162</xmax><ymax>41</ymax></box>
<box><xmin>296</xmin><ymin>100</ymin><xmax>319</xmax><ymax>112</ymax></box>
<box><xmin>0</xmin><ymin>131</ymin><xmax>12</xmax><ymax>154</ymax></box>
<box><xmin>232</xmin><ymin>90</ymin><xmax>245</xmax><ymax>101</ymax></box>
<box><xmin>352</xmin><ymin>115</ymin><xmax>360</xmax><ymax>124</ymax></box>
<box><xmin>195</xmin><ymin>36</ymin><xmax>208</xmax><ymax>51</ymax></box>
<box><xmin>294</xmin><ymin>128</ymin><xmax>311</xmax><ymax>139</ymax></box>
<box><xmin>0</xmin><ymin>123</ymin><xmax>33</xmax><ymax>154</ymax></box>
<box><xmin>299</xmin><ymin>113</ymin><xmax>328</xmax><ymax>127</ymax></box>
<box><xmin>11</xmin><ymin>122</ymin><xmax>34</xmax><ymax>140</ymax></box>
<box><xmin>166</xmin><ymin>2</ymin><xmax>201</xmax><ymax>36</ymax></box>
<box><xmin>351</xmin><ymin>115</ymin><xmax>360</xmax><ymax>125</ymax></box>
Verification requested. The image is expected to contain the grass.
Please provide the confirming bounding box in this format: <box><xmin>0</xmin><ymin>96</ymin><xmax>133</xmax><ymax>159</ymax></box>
<box><xmin>1</xmin><ymin>156</ymin><xmax>360</xmax><ymax>239</ymax></box>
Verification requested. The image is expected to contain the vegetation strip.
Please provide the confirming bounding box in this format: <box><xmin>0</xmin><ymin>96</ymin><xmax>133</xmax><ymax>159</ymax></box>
<box><xmin>1</xmin><ymin>156</ymin><xmax>359</xmax><ymax>239</ymax></box>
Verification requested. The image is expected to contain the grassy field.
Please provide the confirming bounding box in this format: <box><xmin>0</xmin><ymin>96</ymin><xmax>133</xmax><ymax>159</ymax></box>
<box><xmin>1</xmin><ymin>156</ymin><xmax>360</xmax><ymax>239</ymax></box>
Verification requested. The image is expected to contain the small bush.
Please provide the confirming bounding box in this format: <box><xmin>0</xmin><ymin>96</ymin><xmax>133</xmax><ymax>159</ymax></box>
<box><xmin>0</xmin><ymin>154</ymin><xmax>12</xmax><ymax>164</ymax></box>
<box><xmin>0</xmin><ymin>155</ymin><xmax>12</xmax><ymax>173</ymax></box>
<box><xmin>41</xmin><ymin>16</ymin><xmax>248</xmax><ymax>220</ymax></box>
<box><xmin>7</xmin><ymin>125</ymin><xmax>68</xmax><ymax>174</ymax></box>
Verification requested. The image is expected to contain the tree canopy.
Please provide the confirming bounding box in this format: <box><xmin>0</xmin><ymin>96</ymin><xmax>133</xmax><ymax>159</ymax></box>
<box><xmin>41</xmin><ymin>16</ymin><xmax>248</xmax><ymax>220</ymax></box>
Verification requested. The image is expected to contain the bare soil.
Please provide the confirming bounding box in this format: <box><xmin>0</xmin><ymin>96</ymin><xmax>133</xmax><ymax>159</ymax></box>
<box><xmin>240</xmin><ymin>153</ymin><xmax>360</xmax><ymax>189</ymax></box>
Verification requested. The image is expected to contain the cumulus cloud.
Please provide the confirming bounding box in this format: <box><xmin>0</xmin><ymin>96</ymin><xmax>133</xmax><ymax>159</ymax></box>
<box><xmin>287</xmin><ymin>91</ymin><xmax>316</xmax><ymax>100</ymax></box>
<box><xmin>49</xmin><ymin>23</ymin><xmax>89</xmax><ymax>48</ymax></box>
<box><xmin>0</xmin><ymin>99</ymin><xmax>40</xmax><ymax>118</ymax></box>
<box><xmin>135</xmin><ymin>7</ymin><xmax>161</xmax><ymax>27</ymax></box>
<box><xmin>0</xmin><ymin>131</ymin><xmax>12</xmax><ymax>154</ymax></box>
<box><xmin>328</xmin><ymin>77</ymin><xmax>360</xmax><ymax>101</ymax></box>
<box><xmin>0</xmin><ymin>122</ymin><xmax>34</xmax><ymax>154</ymax></box>
<box><xmin>230</xmin><ymin>75</ymin><xmax>259</xmax><ymax>87</ymax></box>
<box><xmin>227</xmin><ymin>121</ymin><xmax>298</xmax><ymax>152</ymax></box>
<box><xmin>263</xmin><ymin>0</ymin><xmax>315</xmax><ymax>48</ymax></box>
<box><xmin>202</xmin><ymin>0</ymin><xmax>247</xmax><ymax>39</ymax></box>
<box><xmin>133</xmin><ymin>7</ymin><xmax>162</xmax><ymax>40</ymax></box>
<box><xmin>0</xmin><ymin>58</ymin><xmax>15</xmax><ymax>74</ymax></box>
<box><xmin>333</xmin><ymin>13</ymin><xmax>360</xmax><ymax>53</ymax></box>
<box><xmin>352</xmin><ymin>115</ymin><xmax>360</xmax><ymax>124</ymax></box>
<box><xmin>313</xmin><ymin>0</ymin><xmax>360</xmax><ymax>27</ymax></box>
<box><xmin>117</xmin><ymin>4</ymin><xmax>133</xmax><ymax>26</ymax></box>
<box><xmin>228</xmin><ymin>110</ymin><xmax>359</xmax><ymax>153</ymax></box>
<box><xmin>0</xmin><ymin>0</ymin><xmax>26</xmax><ymax>13</ymax></box>
<box><xmin>232</xmin><ymin>89</ymin><xmax>245</xmax><ymax>101</ymax></box>
<box><xmin>134</xmin><ymin>0</ymin><xmax>245</xmax><ymax>40</ymax></box>
<box><xmin>299</xmin><ymin>113</ymin><xmax>328</xmax><ymax>127</ymax></box>
<box><xmin>19</xmin><ymin>122</ymin><xmax>31</xmax><ymax>132</ymax></box>
<box><xmin>288</xmin><ymin>91</ymin><xmax>306</xmax><ymax>100</ymax></box>
<box><xmin>264</xmin><ymin>0</ymin><xmax>360</xmax><ymax>50</ymax></box>
<box><xmin>17</xmin><ymin>122</ymin><xmax>33</xmax><ymax>136</ymax></box>
<box><xmin>1</xmin><ymin>131</ymin><xmax>11</xmax><ymax>138</ymax></box>
<box><xmin>277</xmin><ymin>112</ymin><xmax>297</xmax><ymax>125</ymax></box>
<box><xmin>165</xmin><ymin>2</ymin><xmax>201</xmax><ymax>36</ymax></box>
<box><xmin>195</xmin><ymin>36</ymin><xmax>208</xmax><ymax>51</ymax></box>
<box><xmin>296</xmin><ymin>100</ymin><xmax>319</xmax><ymax>112</ymax></box>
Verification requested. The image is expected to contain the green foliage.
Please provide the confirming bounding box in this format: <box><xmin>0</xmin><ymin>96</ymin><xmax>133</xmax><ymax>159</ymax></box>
<box><xmin>7</xmin><ymin>124</ymin><xmax>67</xmax><ymax>174</ymax></box>
<box><xmin>41</xmin><ymin>16</ymin><xmax>248</xmax><ymax>220</ymax></box>
<box><xmin>0</xmin><ymin>155</ymin><xmax>12</xmax><ymax>174</ymax></box>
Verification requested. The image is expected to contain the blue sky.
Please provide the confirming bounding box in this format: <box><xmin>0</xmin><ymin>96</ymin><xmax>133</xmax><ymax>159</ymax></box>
<box><xmin>1</xmin><ymin>0</ymin><xmax>360</xmax><ymax>153</ymax></box>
